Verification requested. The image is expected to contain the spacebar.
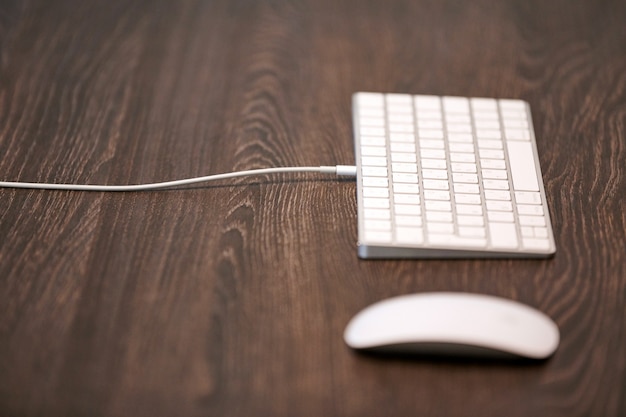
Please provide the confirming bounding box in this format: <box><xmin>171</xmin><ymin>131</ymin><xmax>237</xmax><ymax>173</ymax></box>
<box><xmin>506</xmin><ymin>141</ymin><xmax>539</xmax><ymax>191</ymax></box>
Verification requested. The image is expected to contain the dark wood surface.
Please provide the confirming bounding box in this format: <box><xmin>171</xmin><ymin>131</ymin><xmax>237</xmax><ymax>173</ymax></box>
<box><xmin>1</xmin><ymin>0</ymin><xmax>624</xmax><ymax>416</ymax></box>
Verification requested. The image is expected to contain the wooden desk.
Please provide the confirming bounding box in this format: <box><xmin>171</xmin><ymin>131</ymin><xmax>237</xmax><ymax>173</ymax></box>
<box><xmin>1</xmin><ymin>1</ymin><xmax>624</xmax><ymax>416</ymax></box>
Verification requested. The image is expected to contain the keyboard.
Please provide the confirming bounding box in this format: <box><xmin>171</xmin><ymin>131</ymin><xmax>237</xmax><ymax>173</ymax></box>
<box><xmin>352</xmin><ymin>92</ymin><xmax>556</xmax><ymax>258</ymax></box>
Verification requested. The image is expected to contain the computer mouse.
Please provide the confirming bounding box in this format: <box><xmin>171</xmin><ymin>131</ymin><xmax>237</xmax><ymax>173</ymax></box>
<box><xmin>344</xmin><ymin>292</ymin><xmax>559</xmax><ymax>360</ymax></box>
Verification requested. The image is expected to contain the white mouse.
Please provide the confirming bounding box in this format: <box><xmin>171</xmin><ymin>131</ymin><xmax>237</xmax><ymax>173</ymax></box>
<box><xmin>344</xmin><ymin>292</ymin><xmax>559</xmax><ymax>359</ymax></box>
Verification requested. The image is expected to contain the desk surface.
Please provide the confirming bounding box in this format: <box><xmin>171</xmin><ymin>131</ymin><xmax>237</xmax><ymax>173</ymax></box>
<box><xmin>1</xmin><ymin>0</ymin><xmax>625</xmax><ymax>416</ymax></box>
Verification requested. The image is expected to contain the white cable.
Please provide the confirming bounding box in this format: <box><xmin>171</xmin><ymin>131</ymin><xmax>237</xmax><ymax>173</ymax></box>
<box><xmin>0</xmin><ymin>165</ymin><xmax>357</xmax><ymax>192</ymax></box>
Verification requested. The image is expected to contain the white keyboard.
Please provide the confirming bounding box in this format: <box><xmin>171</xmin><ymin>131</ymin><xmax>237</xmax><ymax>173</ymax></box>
<box><xmin>352</xmin><ymin>92</ymin><xmax>556</xmax><ymax>258</ymax></box>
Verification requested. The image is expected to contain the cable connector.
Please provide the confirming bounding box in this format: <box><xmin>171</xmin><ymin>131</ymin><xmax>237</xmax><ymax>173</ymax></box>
<box><xmin>319</xmin><ymin>165</ymin><xmax>357</xmax><ymax>177</ymax></box>
<box><xmin>334</xmin><ymin>165</ymin><xmax>357</xmax><ymax>177</ymax></box>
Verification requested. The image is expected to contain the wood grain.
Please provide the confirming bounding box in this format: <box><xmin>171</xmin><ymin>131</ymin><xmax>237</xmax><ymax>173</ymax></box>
<box><xmin>0</xmin><ymin>0</ymin><xmax>624</xmax><ymax>416</ymax></box>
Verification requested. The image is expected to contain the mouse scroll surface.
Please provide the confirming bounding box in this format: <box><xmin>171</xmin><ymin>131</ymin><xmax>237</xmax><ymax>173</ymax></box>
<box><xmin>344</xmin><ymin>293</ymin><xmax>560</xmax><ymax>360</ymax></box>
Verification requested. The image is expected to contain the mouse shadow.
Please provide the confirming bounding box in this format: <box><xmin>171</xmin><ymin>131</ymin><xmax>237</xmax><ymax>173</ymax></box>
<box><xmin>353</xmin><ymin>346</ymin><xmax>552</xmax><ymax>367</ymax></box>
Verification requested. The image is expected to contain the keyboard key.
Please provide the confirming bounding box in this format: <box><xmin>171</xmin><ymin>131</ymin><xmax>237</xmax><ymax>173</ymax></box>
<box><xmin>485</xmin><ymin>200</ymin><xmax>513</xmax><ymax>211</ymax></box>
<box><xmin>477</xmin><ymin>139</ymin><xmax>503</xmax><ymax>148</ymax></box>
<box><xmin>457</xmin><ymin>215</ymin><xmax>484</xmax><ymax>226</ymax></box>
<box><xmin>476</xmin><ymin>132</ymin><xmax>502</xmax><ymax>140</ymax></box>
<box><xmin>392</xmin><ymin>173</ymin><xmax>418</xmax><ymax>183</ymax></box>
<box><xmin>363</xmin><ymin>187</ymin><xmax>389</xmax><ymax>198</ymax></box>
<box><xmin>386</xmin><ymin>93</ymin><xmax>413</xmax><ymax>104</ymax></box>
<box><xmin>426</xmin><ymin>210</ymin><xmax>453</xmax><ymax>223</ymax></box>
<box><xmin>453</xmin><ymin>183</ymin><xmax>480</xmax><ymax>194</ymax></box>
<box><xmin>449</xmin><ymin>143</ymin><xmax>475</xmax><ymax>153</ymax></box>
<box><xmin>362</xmin><ymin>167</ymin><xmax>388</xmax><ymax>176</ymax></box>
<box><xmin>421</xmin><ymin>158</ymin><xmax>447</xmax><ymax>169</ymax></box>
<box><xmin>389</xmin><ymin>124</ymin><xmax>414</xmax><ymax>133</ymax></box>
<box><xmin>362</xmin><ymin>146</ymin><xmax>387</xmax><ymax>156</ymax></box>
<box><xmin>356</xmin><ymin>93</ymin><xmax>384</xmax><ymax>106</ymax></box>
<box><xmin>516</xmin><ymin>204</ymin><xmax>544</xmax><ymax>215</ymax></box>
<box><xmin>445</xmin><ymin>115</ymin><xmax>472</xmax><ymax>123</ymax></box>
<box><xmin>360</xmin><ymin>127</ymin><xmax>386</xmax><ymax>136</ymax></box>
<box><xmin>362</xmin><ymin>177</ymin><xmax>388</xmax><ymax>187</ymax></box>
<box><xmin>425</xmin><ymin>201</ymin><xmax>452</xmax><ymax>211</ymax></box>
<box><xmin>452</xmin><ymin>173</ymin><xmax>478</xmax><ymax>183</ymax></box>
<box><xmin>447</xmin><ymin>133</ymin><xmax>473</xmax><ymax>142</ymax></box>
<box><xmin>450</xmin><ymin>152</ymin><xmax>476</xmax><ymax>163</ymax></box>
<box><xmin>395</xmin><ymin>205</ymin><xmax>421</xmax><ymax>215</ymax></box>
<box><xmin>415</xmin><ymin>95</ymin><xmax>441</xmax><ymax>109</ymax></box>
<box><xmin>487</xmin><ymin>211</ymin><xmax>514</xmax><ymax>222</ymax></box>
<box><xmin>427</xmin><ymin>222</ymin><xmax>454</xmax><ymax>233</ymax></box>
<box><xmin>396</xmin><ymin>216</ymin><xmax>422</xmax><ymax>226</ymax></box>
<box><xmin>424</xmin><ymin>190</ymin><xmax>451</xmax><ymax>201</ymax></box>
<box><xmin>482</xmin><ymin>179</ymin><xmax>510</xmax><ymax>190</ymax></box>
<box><xmin>364</xmin><ymin>209</ymin><xmax>390</xmax><ymax>219</ymax></box>
<box><xmin>418</xmin><ymin>120</ymin><xmax>443</xmax><ymax>129</ymax></box>
<box><xmin>359</xmin><ymin>117</ymin><xmax>385</xmax><ymax>127</ymax></box>
<box><xmin>364</xmin><ymin>230</ymin><xmax>392</xmax><ymax>242</ymax></box>
<box><xmin>507</xmin><ymin>141</ymin><xmax>540</xmax><ymax>191</ymax></box>
<box><xmin>443</xmin><ymin>97</ymin><xmax>470</xmax><ymax>112</ymax></box>
<box><xmin>360</xmin><ymin>136</ymin><xmax>386</xmax><ymax>146</ymax></box>
<box><xmin>423</xmin><ymin>179</ymin><xmax>449</xmax><ymax>190</ymax></box>
<box><xmin>451</xmin><ymin>162</ymin><xmax>477</xmax><ymax>173</ymax></box>
<box><xmin>479</xmin><ymin>149</ymin><xmax>505</xmax><ymax>159</ymax></box>
<box><xmin>503</xmin><ymin>119</ymin><xmax>529</xmax><ymax>129</ymax></box>
<box><xmin>422</xmin><ymin>169</ymin><xmax>448</xmax><ymax>179</ymax></box>
<box><xmin>420</xmin><ymin>139</ymin><xmax>445</xmax><ymax>149</ymax></box>
<box><xmin>394</xmin><ymin>194</ymin><xmax>420</xmax><ymax>204</ymax></box>
<box><xmin>519</xmin><ymin>215</ymin><xmax>546</xmax><ymax>226</ymax></box>
<box><xmin>456</xmin><ymin>204</ymin><xmax>483</xmax><ymax>215</ymax></box>
<box><xmin>514</xmin><ymin>191</ymin><xmax>541</xmax><ymax>204</ymax></box>
<box><xmin>488</xmin><ymin>222</ymin><xmax>518</xmax><ymax>248</ymax></box>
<box><xmin>358</xmin><ymin>107</ymin><xmax>385</xmax><ymax>117</ymax></box>
<box><xmin>474</xmin><ymin>120</ymin><xmax>500</xmax><ymax>129</ymax></box>
<box><xmin>480</xmin><ymin>159</ymin><xmax>506</xmax><ymax>169</ymax></box>
<box><xmin>391</xmin><ymin>153</ymin><xmax>417</xmax><ymax>162</ymax></box>
<box><xmin>392</xmin><ymin>163</ymin><xmax>418</xmax><ymax>173</ymax></box>
<box><xmin>501</xmin><ymin>110</ymin><xmax>527</xmax><ymax>120</ymax></box>
<box><xmin>505</xmin><ymin>129</ymin><xmax>531</xmax><ymax>141</ymax></box>
<box><xmin>394</xmin><ymin>183</ymin><xmax>420</xmax><ymax>194</ymax></box>
<box><xmin>418</xmin><ymin>130</ymin><xmax>445</xmax><ymax>139</ymax></box>
<box><xmin>389</xmin><ymin>132</ymin><xmax>415</xmax><ymax>142</ymax></box>
<box><xmin>362</xmin><ymin>156</ymin><xmax>388</xmax><ymax>166</ymax></box>
<box><xmin>396</xmin><ymin>227</ymin><xmax>424</xmax><ymax>244</ymax></box>
<box><xmin>484</xmin><ymin>190</ymin><xmax>511</xmax><ymax>200</ymax></box>
<box><xmin>363</xmin><ymin>198</ymin><xmax>390</xmax><ymax>209</ymax></box>
<box><xmin>364</xmin><ymin>220</ymin><xmax>391</xmax><ymax>230</ymax></box>
<box><xmin>522</xmin><ymin>238</ymin><xmax>550</xmax><ymax>250</ymax></box>
<box><xmin>482</xmin><ymin>169</ymin><xmax>507</xmax><ymax>179</ymax></box>
<box><xmin>442</xmin><ymin>103</ymin><xmax>466</xmax><ymax>115</ymax></box>
<box><xmin>416</xmin><ymin>110</ymin><xmax>443</xmax><ymax>120</ymax></box>
<box><xmin>472</xmin><ymin>111</ymin><xmax>499</xmax><ymax>120</ymax></box>
<box><xmin>459</xmin><ymin>226</ymin><xmax>486</xmax><ymax>237</ymax></box>
<box><xmin>470</xmin><ymin>98</ymin><xmax>498</xmax><ymax>110</ymax></box>
<box><xmin>391</xmin><ymin>143</ymin><xmax>416</xmax><ymax>153</ymax></box>
<box><xmin>448</xmin><ymin>143</ymin><xmax>474</xmax><ymax>154</ymax></box>
<box><xmin>454</xmin><ymin>193</ymin><xmax>482</xmax><ymax>204</ymax></box>
<box><xmin>387</xmin><ymin>104</ymin><xmax>413</xmax><ymax>114</ymax></box>
<box><xmin>420</xmin><ymin>149</ymin><xmax>446</xmax><ymax>159</ymax></box>
<box><xmin>446</xmin><ymin>124</ymin><xmax>472</xmax><ymax>133</ymax></box>
<box><xmin>388</xmin><ymin>114</ymin><xmax>414</xmax><ymax>124</ymax></box>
